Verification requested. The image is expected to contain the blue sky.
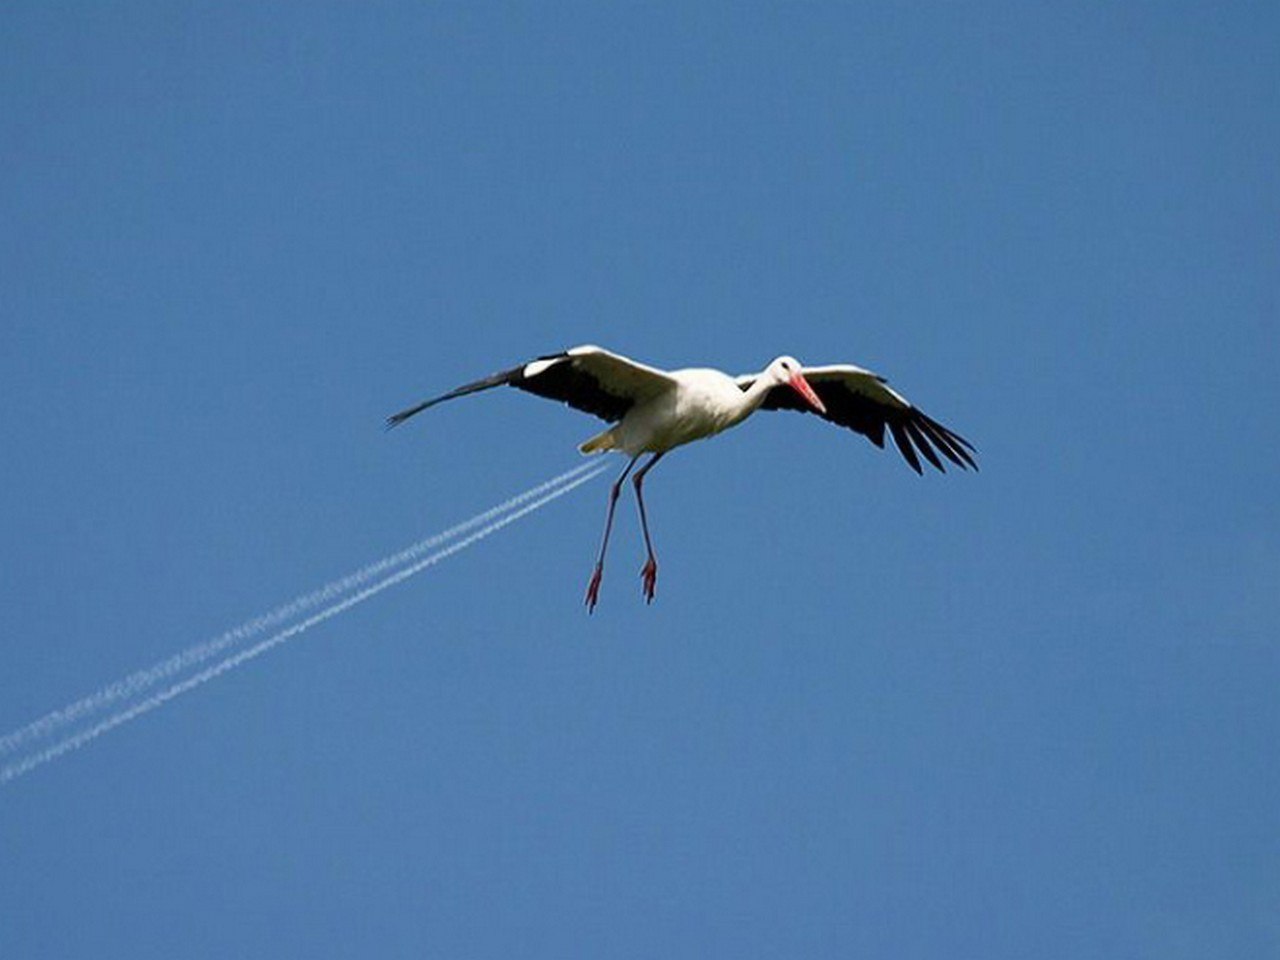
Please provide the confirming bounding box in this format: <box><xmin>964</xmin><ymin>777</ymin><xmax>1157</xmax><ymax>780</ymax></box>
<box><xmin>2</xmin><ymin>3</ymin><xmax>1277</xmax><ymax>957</ymax></box>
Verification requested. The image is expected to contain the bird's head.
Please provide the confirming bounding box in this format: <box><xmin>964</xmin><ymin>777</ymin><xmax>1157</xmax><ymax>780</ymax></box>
<box><xmin>767</xmin><ymin>356</ymin><xmax>827</xmax><ymax>415</ymax></box>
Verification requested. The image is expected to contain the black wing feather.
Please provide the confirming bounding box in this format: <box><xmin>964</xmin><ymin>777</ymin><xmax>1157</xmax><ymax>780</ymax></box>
<box><xmin>758</xmin><ymin>380</ymin><xmax>887</xmax><ymax>447</ymax></box>
<box><xmin>385</xmin><ymin>363</ymin><xmax>528</xmax><ymax>428</ymax></box>
<box><xmin>889</xmin><ymin>420</ymin><xmax>923</xmax><ymax>474</ymax></box>
<box><xmin>917</xmin><ymin>413</ymin><xmax>977</xmax><ymax>470</ymax></box>
<box><xmin>386</xmin><ymin>350</ymin><xmax>639</xmax><ymax>429</ymax></box>
<box><xmin>510</xmin><ymin>356</ymin><xmax>634</xmax><ymax>422</ymax></box>
<box><xmin>749</xmin><ymin>375</ymin><xmax>976</xmax><ymax>474</ymax></box>
<box><xmin>904</xmin><ymin>420</ymin><xmax>945</xmax><ymax>472</ymax></box>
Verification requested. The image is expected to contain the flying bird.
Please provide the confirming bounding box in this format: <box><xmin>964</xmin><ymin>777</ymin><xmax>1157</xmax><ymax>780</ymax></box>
<box><xmin>388</xmin><ymin>345</ymin><xmax>976</xmax><ymax>612</ymax></box>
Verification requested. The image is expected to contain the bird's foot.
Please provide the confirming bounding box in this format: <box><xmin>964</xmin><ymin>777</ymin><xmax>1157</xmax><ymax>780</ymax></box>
<box><xmin>640</xmin><ymin>557</ymin><xmax>658</xmax><ymax>605</ymax></box>
<box><xmin>585</xmin><ymin>564</ymin><xmax>604</xmax><ymax>614</ymax></box>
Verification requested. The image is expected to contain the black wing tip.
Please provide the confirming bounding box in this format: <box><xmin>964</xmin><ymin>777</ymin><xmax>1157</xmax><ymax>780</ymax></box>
<box><xmin>888</xmin><ymin>421</ymin><xmax>923</xmax><ymax>474</ymax></box>
<box><xmin>886</xmin><ymin>410</ymin><xmax>981</xmax><ymax>475</ymax></box>
<box><xmin>947</xmin><ymin>432</ymin><xmax>979</xmax><ymax>471</ymax></box>
<box><xmin>383</xmin><ymin>364</ymin><xmax>530</xmax><ymax>432</ymax></box>
<box><xmin>384</xmin><ymin>397</ymin><xmax>440</xmax><ymax>429</ymax></box>
<box><xmin>904</xmin><ymin>420</ymin><xmax>945</xmax><ymax>473</ymax></box>
<box><xmin>915</xmin><ymin>411</ymin><xmax>979</xmax><ymax>472</ymax></box>
<box><xmin>384</xmin><ymin>401</ymin><xmax>424</xmax><ymax>427</ymax></box>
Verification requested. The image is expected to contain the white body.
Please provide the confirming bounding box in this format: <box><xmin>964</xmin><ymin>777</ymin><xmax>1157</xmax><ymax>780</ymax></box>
<box><xmin>598</xmin><ymin>368</ymin><xmax>763</xmax><ymax>454</ymax></box>
<box><xmin>579</xmin><ymin>360</ymin><xmax>799</xmax><ymax>456</ymax></box>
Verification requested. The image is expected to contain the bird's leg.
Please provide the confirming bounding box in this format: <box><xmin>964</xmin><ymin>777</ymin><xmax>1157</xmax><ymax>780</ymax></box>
<box><xmin>632</xmin><ymin>452</ymin><xmax>666</xmax><ymax>604</ymax></box>
<box><xmin>586</xmin><ymin>455</ymin><xmax>639</xmax><ymax>614</ymax></box>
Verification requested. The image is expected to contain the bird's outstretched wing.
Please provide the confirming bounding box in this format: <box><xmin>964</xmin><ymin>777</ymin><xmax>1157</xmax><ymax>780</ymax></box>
<box><xmin>735</xmin><ymin>364</ymin><xmax>977</xmax><ymax>474</ymax></box>
<box><xmin>387</xmin><ymin>345</ymin><xmax>678</xmax><ymax>428</ymax></box>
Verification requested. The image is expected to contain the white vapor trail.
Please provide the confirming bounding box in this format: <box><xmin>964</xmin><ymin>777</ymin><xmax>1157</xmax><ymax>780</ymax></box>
<box><xmin>1</xmin><ymin>463</ymin><xmax>607</xmax><ymax>784</ymax></box>
<box><xmin>0</xmin><ymin>461</ymin><xmax>599</xmax><ymax>759</ymax></box>
<box><xmin>0</xmin><ymin>463</ymin><xmax>608</xmax><ymax>786</ymax></box>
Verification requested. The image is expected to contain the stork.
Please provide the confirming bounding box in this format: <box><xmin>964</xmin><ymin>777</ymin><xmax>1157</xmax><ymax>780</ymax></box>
<box><xmin>388</xmin><ymin>345</ymin><xmax>976</xmax><ymax>612</ymax></box>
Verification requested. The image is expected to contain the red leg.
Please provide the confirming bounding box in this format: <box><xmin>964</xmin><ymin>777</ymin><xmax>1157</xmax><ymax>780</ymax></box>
<box><xmin>585</xmin><ymin>456</ymin><xmax>639</xmax><ymax>613</ymax></box>
<box><xmin>632</xmin><ymin>452</ymin><xmax>666</xmax><ymax>604</ymax></box>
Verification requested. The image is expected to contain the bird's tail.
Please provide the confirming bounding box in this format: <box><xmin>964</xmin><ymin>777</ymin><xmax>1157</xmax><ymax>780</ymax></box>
<box><xmin>579</xmin><ymin>428</ymin><xmax>617</xmax><ymax>454</ymax></box>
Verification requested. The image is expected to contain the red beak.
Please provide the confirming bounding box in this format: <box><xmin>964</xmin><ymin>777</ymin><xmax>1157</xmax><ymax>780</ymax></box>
<box><xmin>788</xmin><ymin>373</ymin><xmax>827</xmax><ymax>414</ymax></box>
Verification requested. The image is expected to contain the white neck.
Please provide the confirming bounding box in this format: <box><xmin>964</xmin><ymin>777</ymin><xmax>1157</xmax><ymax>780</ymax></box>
<box><xmin>733</xmin><ymin>374</ymin><xmax>780</xmax><ymax>421</ymax></box>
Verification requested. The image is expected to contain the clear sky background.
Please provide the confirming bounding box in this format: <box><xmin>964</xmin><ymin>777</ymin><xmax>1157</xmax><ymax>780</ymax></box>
<box><xmin>2</xmin><ymin>3</ymin><xmax>1277</xmax><ymax>957</ymax></box>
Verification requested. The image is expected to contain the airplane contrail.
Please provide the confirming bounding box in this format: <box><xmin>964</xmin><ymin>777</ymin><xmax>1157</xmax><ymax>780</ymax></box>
<box><xmin>0</xmin><ymin>463</ymin><xmax>608</xmax><ymax>785</ymax></box>
<box><xmin>0</xmin><ymin>461</ymin><xmax>599</xmax><ymax>759</ymax></box>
